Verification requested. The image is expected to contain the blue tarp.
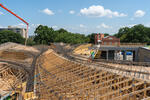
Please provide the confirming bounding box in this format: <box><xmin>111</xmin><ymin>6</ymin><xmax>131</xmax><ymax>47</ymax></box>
<box><xmin>121</xmin><ymin>52</ymin><xmax>132</xmax><ymax>55</ymax></box>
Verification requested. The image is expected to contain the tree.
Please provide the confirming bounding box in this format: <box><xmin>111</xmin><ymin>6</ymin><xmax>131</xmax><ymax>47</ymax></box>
<box><xmin>56</xmin><ymin>28</ymin><xmax>68</xmax><ymax>33</ymax></box>
<box><xmin>114</xmin><ymin>27</ymin><xmax>130</xmax><ymax>38</ymax></box>
<box><xmin>104</xmin><ymin>33</ymin><xmax>109</xmax><ymax>37</ymax></box>
<box><xmin>34</xmin><ymin>25</ymin><xmax>55</xmax><ymax>45</ymax></box>
<box><xmin>87</xmin><ymin>33</ymin><xmax>96</xmax><ymax>44</ymax></box>
<box><xmin>27</xmin><ymin>36</ymin><xmax>36</xmax><ymax>46</ymax></box>
<box><xmin>0</xmin><ymin>30</ymin><xmax>25</xmax><ymax>44</ymax></box>
<box><xmin>114</xmin><ymin>24</ymin><xmax>150</xmax><ymax>44</ymax></box>
<box><xmin>34</xmin><ymin>25</ymin><xmax>90</xmax><ymax>45</ymax></box>
<box><xmin>54</xmin><ymin>32</ymin><xmax>90</xmax><ymax>44</ymax></box>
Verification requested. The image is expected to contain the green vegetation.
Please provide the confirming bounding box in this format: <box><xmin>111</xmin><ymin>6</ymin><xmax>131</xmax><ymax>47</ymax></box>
<box><xmin>0</xmin><ymin>24</ymin><xmax>150</xmax><ymax>45</ymax></box>
<box><xmin>87</xmin><ymin>33</ymin><xmax>95</xmax><ymax>44</ymax></box>
<box><xmin>34</xmin><ymin>25</ymin><xmax>90</xmax><ymax>45</ymax></box>
<box><xmin>87</xmin><ymin>25</ymin><xmax>150</xmax><ymax>45</ymax></box>
<box><xmin>26</xmin><ymin>37</ymin><xmax>36</xmax><ymax>46</ymax></box>
<box><xmin>114</xmin><ymin>24</ymin><xmax>150</xmax><ymax>44</ymax></box>
<box><xmin>0</xmin><ymin>30</ymin><xmax>25</xmax><ymax>45</ymax></box>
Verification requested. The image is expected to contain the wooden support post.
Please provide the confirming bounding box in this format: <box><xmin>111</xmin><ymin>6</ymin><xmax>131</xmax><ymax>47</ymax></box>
<box><xmin>144</xmin><ymin>81</ymin><xmax>147</xmax><ymax>98</ymax></box>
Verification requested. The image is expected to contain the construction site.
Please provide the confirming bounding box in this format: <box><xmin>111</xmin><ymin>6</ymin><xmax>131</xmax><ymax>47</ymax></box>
<box><xmin>1</xmin><ymin>1</ymin><xmax>150</xmax><ymax>100</ymax></box>
<box><xmin>0</xmin><ymin>42</ymin><xmax>149</xmax><ymax>100</ymax></box>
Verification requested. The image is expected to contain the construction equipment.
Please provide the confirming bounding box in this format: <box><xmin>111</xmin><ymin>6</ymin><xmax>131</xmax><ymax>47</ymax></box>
<box><xmin>0</xmin><ymin>3</ymin><xmax>29</xmax><ymax>45</ymax></box>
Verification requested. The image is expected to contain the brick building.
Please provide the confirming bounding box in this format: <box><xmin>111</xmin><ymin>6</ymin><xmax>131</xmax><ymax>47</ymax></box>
<box><xmin>95</xmin><ymin>33</ymin><xmax>120</xmax><ymax>46</ymax></box>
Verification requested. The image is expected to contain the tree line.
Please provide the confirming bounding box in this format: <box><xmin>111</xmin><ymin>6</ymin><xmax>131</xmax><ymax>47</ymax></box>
<box><xmin>0</xmin><ymin>24</ymin><xmax>150</xmax><ymax>45</ymax></box>
<box><xmin>33</xmin><ymin>25</ymin><xmax>90</xmax><ymax>45</ymax></box>
<box><xmin>114</xmin><ymin>24</ymin><xmax>150</xmax><ymax>44</ymax></box>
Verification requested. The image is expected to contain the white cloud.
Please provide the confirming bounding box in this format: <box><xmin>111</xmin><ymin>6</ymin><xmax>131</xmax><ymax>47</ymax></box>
<box><xmin>9</xmin><ymin>23</ymin><xmax>26</xmax><ymax>28</ymax></box>
<box><xmin>42</xmin><ymin>8</ymin><xmax>54</xmax><ymax>15</ymax></box>
<box><xmin>128</xmin><ymin>24</ymin><xmax>137</xmax><ymax>27</ymax></box>
<box><xmin>122</xmin><ymin>24</ymin><xmax>137</xmax><ymax>28</ymax></box>
<box><xmin>31</xmin><ymin>24</ymin><xmax>35</xmax><ymax>28</ymax></box>
<box><xmin>0</xmin><ymin>23</ymin><xmax>27</xmax><ymax>29</ymax></box>
<box><xmin>69</xmin><ymin>10</ymin><xmax>75</xmax><ymax>14</ymax></box>
<box><xmin>31</xmin><ymin>24</ymin><xmax>40</xmax><ymax>28</ymax></box>
<box><xmin>52</xmin><ymin>25</ymin><xmax>58</xmax><ymax>29</ymax></box>
<box><xmin>79</xmin><ymin>24</ymin><xmax>86</xmax><ymax>28</ymax></box>
<box><xmin>0</xmin><ymin>12</ymin><xmax>4</xmax><ymax>15</ymax></box>
<box><xmin>18</xmin><ymin>23</ymin><xmax>26</xmax><ymax>26</ymax></box>
<box><xmin>0</xmin><ymin>25</ymin><xmax>6</xmax><ymax>28</ymax></box>
<box><xmin>80</xmin><ymin>5</ymin><xmax>127</xmax><ymax>18</ymax></box>
<box><xmin>97</xmin><ymin>23</ymin><xmax>111</xmax><ymax>29</ymax></box>
<box><xmin>134</xmin><ymin>10</ymin><xmax>145</xmax><ymax>17</ymax></box>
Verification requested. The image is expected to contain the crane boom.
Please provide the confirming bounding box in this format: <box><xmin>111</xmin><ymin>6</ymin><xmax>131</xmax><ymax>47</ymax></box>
<box><xmin>0</xmin><ymin>3</ymin><xmax>29</xmax><ymax>45</ymax></box>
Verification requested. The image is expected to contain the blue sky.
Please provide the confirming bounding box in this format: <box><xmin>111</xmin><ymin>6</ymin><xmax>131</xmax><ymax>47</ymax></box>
<box><xmin>0</xmin><ymin>0</ymin><xmax>150</xmax><ymax>36</ymax></box>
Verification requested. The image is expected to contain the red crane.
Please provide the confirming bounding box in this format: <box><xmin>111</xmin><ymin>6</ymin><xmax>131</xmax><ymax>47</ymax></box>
<box><xmin>0</xmin><ymin>3</ymin><xmax>29</xmax><ymax>45</ymax></box>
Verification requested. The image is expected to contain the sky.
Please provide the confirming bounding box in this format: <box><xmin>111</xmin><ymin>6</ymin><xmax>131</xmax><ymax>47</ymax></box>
<box><xmin>0</xmin><ymin>0</ymin><xmax>150</xmax><ymax>36</ymax></box>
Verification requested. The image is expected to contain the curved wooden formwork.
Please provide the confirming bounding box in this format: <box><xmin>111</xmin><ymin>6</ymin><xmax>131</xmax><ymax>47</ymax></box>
<box><xmin>0</xmin><ymin>42</ymin><xmax>40</xmax><ymax>99</ymax></box>
<box><xmin>0</xmin><ymin>62</ymin><xmax>28</xmax><ymax>97</ymax></box>
<box><xmin>35</xmin><ymin>49</ymin><xmax>150</xmax><ymax>100</ymax></box>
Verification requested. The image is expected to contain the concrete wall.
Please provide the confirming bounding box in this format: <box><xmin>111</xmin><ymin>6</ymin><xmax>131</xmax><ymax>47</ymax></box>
<box><xmin>138</xmin><ymin>47</ymin><xmax>150</xmax><ymax>62</ymax></box>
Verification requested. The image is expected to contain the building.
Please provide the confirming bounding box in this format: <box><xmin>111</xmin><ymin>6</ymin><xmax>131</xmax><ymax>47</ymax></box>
<box><xmin>101</xmin><ymin>36</ymin><xmax>120</xmax><ymax>46</ymax></box>
<box><xmin>95</xmin><ymin>33</ymin><xmax>104</xmax><ymax>45</ymax></box>
<box><xmin>95</xmin><ymin>33</ymin><xmax>120</xmax><ymax>46</ymax></box>
<box><xmin>0</xmin><ymin>26</ymin><xmax>27</xmax><ymax>38</ymax></box>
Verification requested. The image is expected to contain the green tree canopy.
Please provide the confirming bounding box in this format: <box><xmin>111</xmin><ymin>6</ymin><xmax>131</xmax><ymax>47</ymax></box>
<box><xmin>56</xmin><ymin>28</ymin><xmax>68</xmax><ymax>33</ymax></box>
<box><xmin>34</xmin><ymin>25</ymin><xmax>90</xmax><ymax>45</ymax></box>
<box><xmin>87</xmin><ymin>33</ymin><xmax>95</xmax><ymax>44</ymax></box>
<box><xmin>114</xmin><ymin>24</ymin><xmax>150</xmax><ymax>44</ymax></box>
<box><xmin>34</xmin><ymin>25</ymin><xmax>56</xmax><ymax>44</ymax></box>
<box><xmin>26</xmin><ymin>37</ymin><xmax>36</xmax><ymax>46</ymax></box>
<box><xmin>0</xmin><ymin>30</ymin><xmax>25</xmax><ymax>44</ymax></box>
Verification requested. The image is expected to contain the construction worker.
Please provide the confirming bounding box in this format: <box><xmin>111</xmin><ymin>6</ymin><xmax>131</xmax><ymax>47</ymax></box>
<box><xmin>88</xmin><ymin>50</ymin><xmax>95</xmax><ymax>62</ymax></box>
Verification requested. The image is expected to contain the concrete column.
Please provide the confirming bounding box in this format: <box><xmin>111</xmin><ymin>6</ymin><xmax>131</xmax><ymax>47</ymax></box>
<box><xmin>106</xmin><ymin>50</ymin><xmax>109</xmax><ymax>60</ymax></box>
<box><xmin>123</xmin><ymin>51</ymin><xmax>127</xmax><ymax>60</ymax></box>
<box><xmin>133</xmin><ymin>51</ymin><xmax>135</xmax><ymax>61</ymax></box>
<box><xmin>133</xmin><ymin>50</ymin><xmax>139</xmax><ymax>62</ymax></box>
<box><xmin>114</xmin><ymin>50</ymin><xmax>117</xmax><ymax>60</ymax></box>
